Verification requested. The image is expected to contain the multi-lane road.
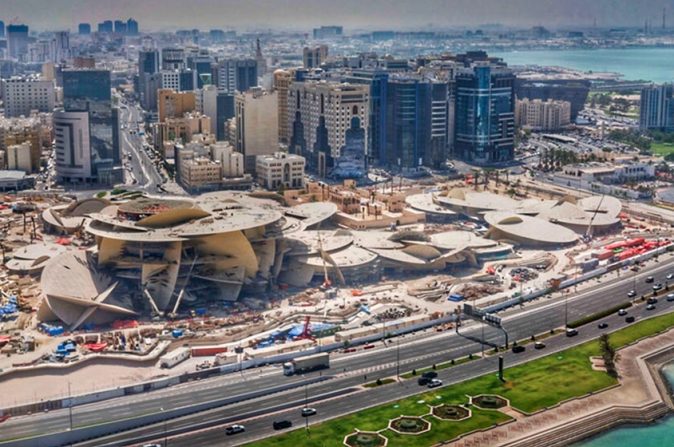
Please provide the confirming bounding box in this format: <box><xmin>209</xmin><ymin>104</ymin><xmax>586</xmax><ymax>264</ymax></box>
<box><xmin>2</xmin><ymin>255</ymin><xmax>674</xmax><ymax>446</ymax></box>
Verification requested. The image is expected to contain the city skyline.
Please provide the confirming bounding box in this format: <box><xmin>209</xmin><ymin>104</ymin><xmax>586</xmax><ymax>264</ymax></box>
<box><xmin>2</xmin><ymin>0</ymin><xmax>674</xmax><ymax>31</ymax></box>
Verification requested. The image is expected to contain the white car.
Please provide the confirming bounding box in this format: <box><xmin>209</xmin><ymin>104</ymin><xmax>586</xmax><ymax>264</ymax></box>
<box><xmin>427</xmin><ymin>378</ymin><xmax>443</xmax><ymax>388</ymax></box>
<box><xmin>225</xmin><ymin>424</ymin><xmax>245</xmax><ymax>435</ymax></box>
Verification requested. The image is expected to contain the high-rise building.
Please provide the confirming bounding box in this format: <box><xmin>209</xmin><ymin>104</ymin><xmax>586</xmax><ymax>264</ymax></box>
<box><xmin>273</xmin><ymin>69</ymin><xmax>293</xmax><ymax>145</ymax></box>
<box><xmin>7</xmin><ymin>24</ymin><xmax>29</xmax><ymax>60</ymax></box>
<box><xmin>193</xmin><ymin>55</ymin><xmax>214</xmax><ymax>88</ymax></box>
<box><xmin>515</xmin><ymin>98</ymin><xmax>571</xmax><ymax>131</ymax></box>
<box><xmin>255</xmin><ymin>38</ymin><xmax>267</xmax><ymax>76</ymax></box>
<box><xmin>343</xmin><ymin>69</ymin><xmax>389</xmax><ymax>165</ymax></box>
<box><xmin>384</xmin><ymin>76</ymin><xmax>448</xmax><ymax>171</ymax></box>
<box><xmin>126</xmin><ymin>18</ymin><xmax>139</xmax><ymax>35</ymax></box>
<box><xmin>157</xmin><ymin>89</ymin><xmax>196</xmax><ymax>122</ymax></box>
<box><xmin>113</xmin><ymin>20</ymin><xmax>127</xmax><ymax>34</ymax></box>
<box><xmin>62</xmin><ymin>69</ymin><xmax>120</xmax><ymax>165</ymax></box>
<box><xmin>50</xmin><ymin>31</ymin><xmax>70</xmax><ymax>62</ymax></box>
<box><xmin>78</xmin><ymin>23</ymin><xmax>91</xmax><ymax>35</ymax></box>
<box><xmin>53</xmin><ymin>111</ymin><xmax>93</xmax><ymax>183</ymax></box>
<box><xmin>196</xmin><ymin>85</ymin><xmax>218</xmax><ymax>136</ymax></box>
<box><xmin>0</xmin><ymin>20</ymin><xmax>5</xmax><ymax>38</ymax></box>
<box><xmin>312</xmin><ymin>26</ymin><xmax>343</xmax><ymax>39</ymax></box>
<box><xmin>217</xmin><ymin>58</ymin><xmax>258</xmax><ymax>93</ymax></box>
<box><xmin>303</xmin><ymin>45</ymin><xmax>328</xmax><ymax>68</ymax></box>
<box><xmin>640</xmin><ymin>84</ymin><xmax>674</xmax><ymax>132</ymax></box>
<box><xmin>454</xmin><ymin>64</ymin><xmax>515</xmax><ymax>164</ymax></box>
<box><xmin>97</xmin><ymin>21</ymin><xmax>113</xmax><ymax>33</ymax></box>
<box><xmin>161</xmin><ymin>47</ymin><xmax>185</xmax><ymax>70</ymax></box>
<box><xmin>234</xmin><ymin>88</ymin><xmax>278</xmax><ymax>173</ymax></box>
<box><xmin>2</xmin><ymin>75</ymin><xmax>55</xmax><ymax>117</ymax></box>
<box><xmin>288</xmin><ymin>81</ymin><xmax>369</xmax><ymax>178</ymax></box>
<box><xmin>138</xmin><ymin>49</ymin><xmax>160</xmax><ymax>110</ymax></box>
<box><xmin>216</xmin><ymin>93</ymin><xmax>235</xmax><ymax>141</ymax></box>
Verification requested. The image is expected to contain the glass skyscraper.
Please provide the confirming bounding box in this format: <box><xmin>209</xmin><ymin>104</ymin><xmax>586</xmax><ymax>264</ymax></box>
<box><xmin>63</xmin><ymin>69</ymin><xmax>120</xmax><ymax>166</ymax></box>
<box><xmin>454</xmin><ymin>64</ymin><xmax>515</xmax><ymax>164</ymax></box>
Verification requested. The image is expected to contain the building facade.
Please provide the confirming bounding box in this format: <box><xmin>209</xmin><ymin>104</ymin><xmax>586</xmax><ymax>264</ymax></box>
<box><xmin>157</xmin><ymin>89</ymin><xmax>196</xmax><ymax>122</ymax></box>
<box><xmin>640</xmin><ymin>84</ymin><xmax>674</xmax><ymax>132</ymax></box>
<box><xmin>217</xmin><ymin>59</ymin><xmax>258</xmax><ymax>94</ymax></box>
<box><xmin>303</xmin><ymin>45</ymin><xmax>328</xmax><ymax>69</ymax></box>
<box><xmin>53</xmin><ymin>110</ymin><xmax>93</xmax><ymax>183</ymax></box>
<box><xmin>256</xmin><ymin>152</ymin><xmax>305</xmax><ymax>191</ymax></box>
<box><xmin>234</xmin><ymin>88</ymin><xmax>278</xmax><ymax>173</ymax></box>
<box><xmin>2</xmin><ymin>76</ymin><xmax>55</xmax><ymax>118</ymax></box>
<box><xmin>515</xmin><ymin>98</ymin><xmax>571</xmax><ymax>131</ymax></box>
<box><xmin>273</xmin><ymin>69</ymin><xmax>293</xmax><ymax>145</ymax></box>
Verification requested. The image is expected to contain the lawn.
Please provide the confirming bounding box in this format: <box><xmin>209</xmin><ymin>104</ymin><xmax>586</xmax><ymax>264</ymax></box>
<box><xmin>245</xmin><ymin>312</ymin><xmax>674</xmax><ymax>447</ymax></box>
<box><xmin>650</xmin><ymin>142</ymin><xmax>674</xmax><ymax>156</ymax></box>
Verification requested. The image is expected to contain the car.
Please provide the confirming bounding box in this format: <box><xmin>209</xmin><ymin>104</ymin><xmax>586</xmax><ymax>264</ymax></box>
<box><xmin>301</xmin><ymin>407</ymin><xmax>317</xmax><ymax>417</ymax></box>
<box><xmin>667</xmin><ymin>293</ymin><xmax>674</xmax><ymax>302</ymax></box>
<box><xmin>618</xmin><ymin>309</ymin><xmax>628</xmax><ymax>316</ymax></box>
<box><xmin>647</xmin><ymin>304</ymin><xmax>656</xmax><ymax>310</ymax></box>
<box><xmin>647</xmin><ymin>297</ymin><xmax>658</xmax><ymax>305</ymax></box>
<box><xmin>273</xmin><ymin>420</ymin><xmax>293</xmax><ymax>430</ymax></box>
<box><xmin>646</xmin><ymin>276</ymin><xmax>654</xmax><ymax>283</ymax></box>
<box><xmin>627</xmin><ymin>290</ymin><xmax>637</xmax><ymax>298</ymax></box>
<box><xmin>427</xmin><ymin>378</ymin><xmax>443</xmax><ymax>388</ymax></box>
<box><xmin>512</xmin><ymin>345</ymin><xmax>526</xmax><ymax>353</ymax></box>
<box><xmin>225</xmin><ymin>424</ymin><xmax>245</xmax><ymax>435</ymax></box>
<box><xmin>534</xmin><ymin>342</ymin><xmax>546</xmax><ymax>350</ymax></box>
<box><xmin>625</xmin><ymin>316</ymin><xmax>636</xmax><ymax>323</ymax></box>
<box><xmin>653</xmin><ymin>283</ymin><xmax>663</xmax><ymax>291</ymax></box>
<box><xmin>422</xmin><ymin>371</ymin><xmax>438</xmax><ymax>379</ymax></box>
<box><xmin>566</xmin><ymin>328</ymin><xmax>579</xmax><ymax>337</ymax></box>
<box><xmin>417</xmin><ymin>377</ymin><xmax>430</xmax><ymax>386</ymax></box>
<box><xmin>142</xmin><ymin>444</ymin><xmax>162</xmax><ymax>447</ymax></box>
<box><xmin>598</xmin><ymin>322</ymin><xmax>609</xmax><ymax>329</ymax></box>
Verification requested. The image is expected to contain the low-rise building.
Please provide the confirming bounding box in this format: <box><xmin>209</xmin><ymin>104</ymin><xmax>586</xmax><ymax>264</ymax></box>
<box><xmin>256</xmin><ymin>152</ymin><xmax>305</xmax><ymax>191</ymax></box>
<box><xmin>515</xmin><ymin>98</ymin><xmax>571</xmax><ymax>131</ymax></box>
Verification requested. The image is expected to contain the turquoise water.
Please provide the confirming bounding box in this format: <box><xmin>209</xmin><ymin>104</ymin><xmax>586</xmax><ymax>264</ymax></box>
<box><xmin>576</xmin><ymin>362</ymin><xmax>674</xmax><ymax>446</ymax></box>
<box><xmin>492</xmin><ymin>48</ymin><xmax>674</xmax><ymax>83</ymax></box>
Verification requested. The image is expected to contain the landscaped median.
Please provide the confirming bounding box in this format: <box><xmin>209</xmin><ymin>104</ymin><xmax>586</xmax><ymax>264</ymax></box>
<box><xmin>245</xmin><ymin>311</ymin><xmax>674</xmax><ymax>447</ymax></box>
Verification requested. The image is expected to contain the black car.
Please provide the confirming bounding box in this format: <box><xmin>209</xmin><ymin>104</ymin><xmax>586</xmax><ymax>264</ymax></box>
<box><xmin>273</xmin><ymin>420</ymin><xmax>293</xmax><ymax>430</ymax></box>
<box><xmin>566</xmin><ymin>328</ymin><xmax>579</xmax><ymax>337</ymax></box>
<box><xmin>422</xmin><ymin>371</ymin><xmax>438</xmax><ymax>379</ymax></box>
<box><xmin>418</xmin><ymin>377</ymin><xmax>430</xmax><ymax>386</ymax></box>
<box><xmin>647</xmin><ymin>297</ymin><xmax>658</xmax><ymax>305</ymax></box>
<box><xmin>512</xmin><ymin>345</ymin><xmax>526</xmax><ymax>353</ymax></box>
<box><xmin>598</xmin><ymin>322</ymin><xmax>609</xmax><ymax>329</ymax></box>
<box><xmin>645</xmin><ymin>276</ymin><xmax>654</xmax><ymax>283</ymax></box>
<box><xmin>627</xmin><ymin>290</ymin><xmax>637</xmax><ymax>298</ymax></box>
<box><xmin>647</xmin><ymin>304</ymin><xmax>656</xmax><ymax>311</ymax></box>
<box><xmin>625</xmin><ymin>316</ymin><xmax>636</xmax><ymax>323</ymax></box>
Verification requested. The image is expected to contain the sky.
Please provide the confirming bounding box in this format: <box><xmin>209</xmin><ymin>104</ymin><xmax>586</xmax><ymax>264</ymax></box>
<box><xmin>2</xmin><ymin>0</ymin><xmax>674</xmax><ymax>31</ymax></box>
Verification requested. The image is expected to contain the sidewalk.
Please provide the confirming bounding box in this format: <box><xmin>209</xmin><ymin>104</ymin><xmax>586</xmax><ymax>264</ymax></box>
<box><xmin>445</xmin><ymin>327</ymin><xmax>674</xmax><ymax>447</ymax></box>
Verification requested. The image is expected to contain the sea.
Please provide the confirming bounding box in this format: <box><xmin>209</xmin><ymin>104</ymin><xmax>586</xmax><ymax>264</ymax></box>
<box><xmin>491</xmin><ymin>47</ymin><xmax>674</xmax><ymax>83</ymax></box>
<box><xmin>572</xmin><ymin>352</ymin><xmax>674</xmax><ymax>445</ymax></box>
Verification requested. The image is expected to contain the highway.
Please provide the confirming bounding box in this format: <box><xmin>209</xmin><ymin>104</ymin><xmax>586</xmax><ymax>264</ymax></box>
<box><xmin>1</xmin><ymin>254</ymin><xmax>672</xmax><ymax>446</ymax></box>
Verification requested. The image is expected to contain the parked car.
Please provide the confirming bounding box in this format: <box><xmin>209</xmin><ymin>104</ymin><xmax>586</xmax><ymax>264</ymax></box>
<box><xmin>427</xmin><ymin>378</ymin><xmax>443</xmax><ymax>388</ymax></box>
<box><xmin>225</xmin><ymin>425</ymin><xmax>245</xmax><ymax>435</ymax></box>
<box><xmin>301</xmin><ymin>407</ymin><xmax>317</xmax><ymax>417</ymax></box>
<box><xmin>273</xmin><ymin>420</ymin><xmax>293</xmax><ymax>430</ymax></box>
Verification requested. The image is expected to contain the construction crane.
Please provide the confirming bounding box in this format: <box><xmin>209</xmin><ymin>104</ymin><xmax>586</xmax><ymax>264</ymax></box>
<box><xmin>294</xmin><ymin>315</ymin><xmax>315</xmax><ymax>341</ymax></box>
<box><xmin>584</xmin><ymin>194</ymin><xmax>606</xmax><ymax>241</ymax></box>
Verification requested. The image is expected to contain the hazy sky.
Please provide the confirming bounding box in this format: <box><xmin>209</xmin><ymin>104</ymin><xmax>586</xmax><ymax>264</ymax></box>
<box><xmin>2</xmin><ymin>0</ymin><xmax>674</xmax><ymax>31</ymax></box>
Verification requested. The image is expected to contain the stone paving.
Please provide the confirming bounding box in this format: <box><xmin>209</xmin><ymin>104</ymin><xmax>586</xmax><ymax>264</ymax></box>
<box><xmin>444</xmin><ymin>328</ymin><xmax>674</xmax><ymax>447</ymax></box>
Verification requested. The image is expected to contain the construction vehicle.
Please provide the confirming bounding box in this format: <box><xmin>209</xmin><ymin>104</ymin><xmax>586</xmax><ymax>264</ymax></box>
<box><xmin>282</xmin><ymin>352</ymin><xmax>329</xmax><ymax>376</ymax></box>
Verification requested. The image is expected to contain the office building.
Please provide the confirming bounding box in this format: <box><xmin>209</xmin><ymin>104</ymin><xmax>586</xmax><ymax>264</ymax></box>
<box><xmin>454</xmin><ymin>64</ymin><xmax>515</xmax><ymax>164</ymax></box>
<box><xmin>62</xmin><ymin>69</ymin><xmax>120</xmax><ymax>165</ymax></box>
<box><xmin>515</xmin><ymin>98</ymin><xmax>571</xmax><ymax>131</ymax></box>
<box><xmin>273</xmin><ymin>69</ymin><xmax>293</xmax><ymax>145</ymax></box>
<box><xmin>127</xmin><ymin>18</ymin><xmax>139</xmax><ymax>35</ymax></box>
<box><xmin>313</xmin><ymin>26</ymin><xmax>343</xmax><ymax>39</ymax></box>
<box><xmin>6</xmin><ymin>142</ymin><xmax>32</xmax><ymax>172</ymax></box>
<box><xmin>256</xmin><ymin>152</ymin><xmax>305</xmax><ymax>190</ymax></box>
<box><xmin>234</xmin><ymin>88</ymin><xmax>279</xmax><ymax>173</ymax></box>
<box><xmin>0</xmin><ymin>20</ymin><xmax>4</xmax><ymax>38</ymax></box>
<box><xmin>217</xmin><ymin>58</ymin><xmax>258</xmax><ymax>93</ymax></box>
<box><xmin>78</xmin><ymin>23</ymin><xmax>91</xmax><ymax>35</ymax></box>
<box><xmin>7</xmin><ymin>24</ymin><xmax>29</xmax><ymax>60</ymax></box>
<box><xmin>159</xmin><ymin>70</ymin><xmax>197</xmax><ymax>93</ymax></box>
<box><xmin>2</xmin><ymin>75</ymin><xmax>55</xmax><ymax>118</ymax></box>
<box><xmin>303</xmin><ymin>45</ymin><xmax>328</xmax><ymax>69</ymax></box>
<box><xmin>216</xmin><ymin>93</ymin><xmax>235</xmax><ymax>141</ymax></box>
<box><xmin>161</xmin><ymin>47</ymin><xmax>185</xmax><ymax>70</ymax></box>
<box><xmin>288</xmin><ymin>81</ymin><xmax>369</xmax><ymax>178</ymax></box>
<box><xmin>138</xmin><ymin>49</ymin><xmax>160</xmax><ymax>110</ymax></box>
<box><xmin>50</xmin><ymin>31</ymin><xmax>70</xmax><ymax>63</ymax></box>
<box><xmin>196</xmin><ymin>85</ymin><xmax>218</xmax><ymax>135</ymax></box>
<box><xmin>53</xmin><ymin>110</ymin><xmax>93</xmax><ymax>183</ymax></box>
<box><xmin>193</xmin><ymin>55</ymin><xmax>215</xmax><ymax>88</ymax></box>
<box><xmin>97</xmin><ymin>21</ymin><xmax>113</xmax><ymax>33</ymax></box>
<box><xmin>113</xmin><ymin>20</ymin><xmax>127</xmax><ymax>34</ymax></box>
<box><xmin>343</xmin><ymin>69</ymin><xmax>389</xmax><ymax>165</ymax></box>
<box><xmin>157</xmin><ymin>89</ymin><xmax>196</xmax><ymax>122</ymax></box>
<box><xmin>385</xmin><ymin>76</ymin><xmax>449</xmax><ymax>170</ymax></box>
<box><xmin>640</xmin><ymin>84</ymin><xmax>674</xmax><ymax>132</ymax></box>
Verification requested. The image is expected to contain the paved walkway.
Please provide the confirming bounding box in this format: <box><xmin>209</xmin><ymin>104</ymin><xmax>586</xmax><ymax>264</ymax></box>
<box><xmin>446</xmin><ymin>327</ymin><xmax>674</xmax><ymax>446</ymax></box>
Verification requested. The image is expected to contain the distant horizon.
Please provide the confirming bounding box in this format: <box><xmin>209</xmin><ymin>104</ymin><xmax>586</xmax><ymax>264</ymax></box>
<box><xmin>2</xmin><ymin>0</ymin><xmax>673</xmax><ymax>33</ymax></box>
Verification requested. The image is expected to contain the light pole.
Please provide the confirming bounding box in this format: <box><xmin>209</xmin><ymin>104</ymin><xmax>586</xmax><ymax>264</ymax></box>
<box><xmin>396</xmin><ymin>337</ymin><xmax>400</xmax><ymax>381</ymax></box>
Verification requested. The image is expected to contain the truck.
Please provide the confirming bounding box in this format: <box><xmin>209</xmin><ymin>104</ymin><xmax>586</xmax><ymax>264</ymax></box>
<box><xmin>283</xmin><ymin>352</ymin><xmax>329</xmax><ymax>376</ymax></box>
<box><xmin>159</xmin><ymin>347</ymin><xmax>191</xmax><ymax>368</ymax></box>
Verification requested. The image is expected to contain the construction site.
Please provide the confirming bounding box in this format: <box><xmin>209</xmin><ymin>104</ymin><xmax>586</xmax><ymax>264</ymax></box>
<box><xmin>1</xmin><ymin>174</ymin><xmax>673</xmax><ymax>404</ymax></box>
